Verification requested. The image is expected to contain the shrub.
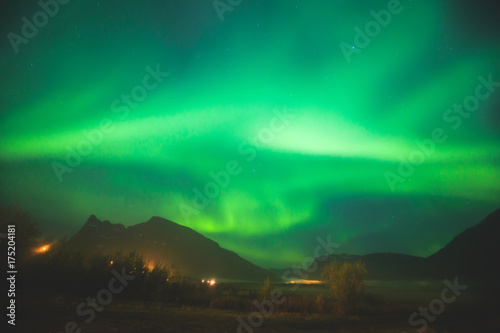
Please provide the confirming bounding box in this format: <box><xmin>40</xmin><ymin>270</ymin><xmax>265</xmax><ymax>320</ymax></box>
<box><xmin>259</xmin><ymin>276</ymin><xmax>272</xmax><ymax>300</ymax></box>
<box><xmin>321</xmin><ymin>260</ymin><xmax>367</xmax><ymax>314</ymax></box>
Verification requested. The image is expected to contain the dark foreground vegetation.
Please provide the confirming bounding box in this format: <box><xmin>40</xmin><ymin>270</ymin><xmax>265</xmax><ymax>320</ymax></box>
<box><xmin>3</xmin><ymin>204</ymin><xmax>384</xmax><ymax>315</ymax></box>
<box><xmin>20</xmin><ymin>241</ymin><xmax>386</xmax><ymax>314</ymax></box>
<box><xmin>3</xmin><ymin>205</ymin><xmax>500</xmax><ymax>332</ymax></box>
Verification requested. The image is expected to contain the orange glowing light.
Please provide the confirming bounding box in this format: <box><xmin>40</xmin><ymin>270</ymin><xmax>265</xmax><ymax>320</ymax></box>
<box><xmin>147</xmin><ymin>263</ymin><xmax>155</xmax><ymax>271</ymax></box>
<box><xmin>110</xmin><ymin>260</ymin><xmax>114</xmax><ymax>265</ymax></box>
<box><xmin>34</xmin><ymin>244</ymin><xmax>51</xmax><ymax>254</ymax></box>
<box><xmin>209</xmin><ymin>279</ymin><xmax>215</xmax><ymax>285</ymax></box>
<box><xmin>289</xmin><ymin>279</ymin><xmax>322</xmax><ymax>285</ymax></box>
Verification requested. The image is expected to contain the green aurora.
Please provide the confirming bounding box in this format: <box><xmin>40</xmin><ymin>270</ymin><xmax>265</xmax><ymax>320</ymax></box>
<box><xmin>1</xmin><ymin>0</ymin><xmax>499</xmax><ymax>267</ymax></box>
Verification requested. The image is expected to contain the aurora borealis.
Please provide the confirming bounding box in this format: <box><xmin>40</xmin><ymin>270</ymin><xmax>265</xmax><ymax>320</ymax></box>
<box><xmin>1</xmin><ymin>0</ymin><xmax>499</xmax><ymax>268</ymax></box>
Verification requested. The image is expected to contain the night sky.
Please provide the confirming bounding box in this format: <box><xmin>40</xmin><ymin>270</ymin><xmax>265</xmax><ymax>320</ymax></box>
<box><xmin>1</xmin><ymin>0</ymin><xmax>499</xmax><ymax>268</ymax></box>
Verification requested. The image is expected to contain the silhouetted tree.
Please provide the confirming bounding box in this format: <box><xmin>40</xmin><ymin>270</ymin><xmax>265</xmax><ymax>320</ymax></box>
<box><xmin>259</xmin><ymin>276</ymin><xmax>272</xmax><ymax>300</ymax></box>
<box><xmin>321</xmin><ymin>260</ymin><xmax>367</xmax><ymax>314</ymax></box>
<box><xmin>0</xmin><ymin>204</ymin><xmax>40</xmax><ymax>262</ymax></box>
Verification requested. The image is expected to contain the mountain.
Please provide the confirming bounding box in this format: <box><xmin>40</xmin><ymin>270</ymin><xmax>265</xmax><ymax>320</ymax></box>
<box><xmin>67</xmin><ymin>208</ymin><xmax>499</xmax><ymax>283</ymax></box>
<box><xmin>67</xmin><ymin>215</ymin><xmax>275</xmax><ymax>282</ymax></box>
<box><xmin>269</xmin><ymin>253</ymin><xmax>423</xmax><ymax>281</ymax></box>
<box><xmin>275</xmin><ymin>208</ymin><xmax>500</xmax><ymax>282</ymax></box>
<box><xmin>412</xmin><ymin>208</ymin><xmax>500</xmax><ymax>281</ymax></box>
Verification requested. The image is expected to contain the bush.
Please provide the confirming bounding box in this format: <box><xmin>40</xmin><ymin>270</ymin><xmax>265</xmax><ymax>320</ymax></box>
<box><xmin>321</xmin><ymin>260</ymin><xmax>367</xmax><ymax>314</ymax></box>
<box><xmin>259</xmin><ymin>276</ymin><xmax>272</xmax><ymax>300</ymax></box>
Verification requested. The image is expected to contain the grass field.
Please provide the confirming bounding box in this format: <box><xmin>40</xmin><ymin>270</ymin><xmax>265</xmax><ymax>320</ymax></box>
<box><xmin>18</xmin><ymin>280</ymin><xmax>500</xmax><ymax>333</ymax></box>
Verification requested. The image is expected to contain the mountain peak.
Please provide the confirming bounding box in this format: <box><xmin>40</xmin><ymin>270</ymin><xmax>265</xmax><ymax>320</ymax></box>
<box><xmin>67</xmin><ymin>214</ymin><xmax>273</xmax><ymax>281</ymax></box>
<box><xmin>85</xmin><ymin>214</ymin><xmax>102</xmax><ymax>226</ymax></box>
<box><xmin>138</xmin><ymin>216</ymin><xmax>196</xmax><ymax>235</ymax></box>
<box><xmin>81</xmin><ymin>215</ymin><xmax>125</xmax><ymax>231</ymax></box>
<box><xmin>146</xmin><ymin>216</ymin><xmax>175</xmax><ymax>224</ymax></box>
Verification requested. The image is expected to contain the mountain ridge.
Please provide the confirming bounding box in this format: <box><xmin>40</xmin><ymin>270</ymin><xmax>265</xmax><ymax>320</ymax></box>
<box><xmin>67</xmin><ymin>215</ymin><xmax>275</xmax><ymax>282</ymax></box>
<box><xmin>273</xmin><ymin>208</ymin><xmax>500</xmax><ymax>282</ymax></box>
<box><xmin>68</xmin><ymin>208</ymin><xmax>499</xmax><ymax>283</ymax></box>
